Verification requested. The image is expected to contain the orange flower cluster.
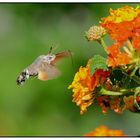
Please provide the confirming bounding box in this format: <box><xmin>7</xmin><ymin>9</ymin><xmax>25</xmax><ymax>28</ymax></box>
<box><xmin>85</xmin><ymin>125</ymin><xmax>126</xmax><ymax>136</ymax></box>
<box><xmin>69</xmin><ymin>6</ymin><xmax>140</xmax><ymax>115</ymax></box>
<box><xmin>101</xmin><ymin>6</ymin><xmax>140</xmax><ymax>44</ymax></box>
<box><xmin>107</xmin><ymin>42</ymin><xmax>130</xmax><ymax>67</ymax></box>
<box><xmin>100</xmin><ymin>6</ymin><xmax>140</xmax><ymax>67</ymax></box>
<box><xmin>68</xmin><ymin>60</ymin><xmax>94</xmax><ymax>115</ymax></box>
<box><xmin>68</xmin><ymin>60</ymin><xmax>110</xmax><ymax>114</ymax></box>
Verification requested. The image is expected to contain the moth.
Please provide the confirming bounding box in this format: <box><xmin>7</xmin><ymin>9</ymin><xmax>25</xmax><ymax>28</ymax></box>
<box><xmin>16</xmin><ymin>47</ymin><xmax>71</xmax><ymax>86</ymax></box>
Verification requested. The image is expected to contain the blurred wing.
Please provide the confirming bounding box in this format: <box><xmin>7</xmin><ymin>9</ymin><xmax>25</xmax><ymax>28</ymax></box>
<box><xmin>38</xmin><ymin>63</ymin><xmax>61</xmax><ymax>81</ymax></box>
<box><xmin>51</xmin><ymin>51</ymin><xmax>71</xmax><ymax>65</ymax></box>
<box><xmin>26</xmin><ymin>55</ymin><xmax>45</xmax><ymax>76</ymax></box>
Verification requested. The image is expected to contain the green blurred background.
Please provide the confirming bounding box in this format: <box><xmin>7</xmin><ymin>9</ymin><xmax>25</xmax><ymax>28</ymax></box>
<box><xmin>0</xmin><ymin>3</ymin><xmax>140</xmax><ymax>136</ymax></box>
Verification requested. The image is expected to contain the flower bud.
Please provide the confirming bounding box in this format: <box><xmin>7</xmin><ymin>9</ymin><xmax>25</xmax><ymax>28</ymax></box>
<box><xmin>86</xmin><ymin>25</ymin><xmax>106</xmax><ymax>41</ymax></box>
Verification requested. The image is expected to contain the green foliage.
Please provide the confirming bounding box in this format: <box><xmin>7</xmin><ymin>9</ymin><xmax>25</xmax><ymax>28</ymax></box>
<box><xmin>90</xmin><ymin>55</ymin><xmax>108</xmax><ymax>76</ymax></box>
<box><xmin>110</xmin><ymin>68</ymin><xmax>140</xmax><ymax>89</ymax></box>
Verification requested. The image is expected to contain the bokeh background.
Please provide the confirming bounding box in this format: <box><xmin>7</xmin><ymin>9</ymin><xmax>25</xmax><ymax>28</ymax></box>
<box><xmin>0</xmin><ymin>3</ymin><xmax>140</xmax><ymax>136</ymax></box>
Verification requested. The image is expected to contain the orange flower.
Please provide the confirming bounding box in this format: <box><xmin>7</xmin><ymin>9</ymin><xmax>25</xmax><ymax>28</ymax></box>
<box><xmin>133</xmin><ymin>13</ymin><xmax>140</xmax><ymax>28</ymax></box>
<box><xmin>101</xmin><ymin>22</ymin><xmax>133</xmax><ymax>42</ymax></box>
<box><xmin>101</xmin><ymin>6</ymin><xmax>140</xmax><ymax>43</ymax></box>
<box><xmin>132</xmin><ymin>29</ymin><xmax>140</xmax><ymax>51</ymax></box>
<box><xmin>85</xmin><ymin>125</ymin><xmax>126</xmax><ymax>136</ymax></box>
<box><xmin>107</xmin><ymin>43</ymin><xmax>130</xmax><ymax>67</ymax></box>
<box><xmin>68</xmin><ymin>60</ymin><xmax>110</xmax><ymax>114</ymax></box>
<box><xmin>68</xmin><ymin>60</ymin><xmax>94</xmax><ymax>115</ymax></box>
<box><xmin>100</xmin><ymin>6</ymin><xmax>140</xmax><ymax>67</ymax></box>
<box><xmin>132</xmin><ymin>35</ymin><xmax>140</xmax><ymax>52</ymax></box>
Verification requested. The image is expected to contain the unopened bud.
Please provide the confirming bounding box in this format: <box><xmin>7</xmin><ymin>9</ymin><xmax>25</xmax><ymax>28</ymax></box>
<box><xmin>85</xmin><ymin>25</ymin><xmax>106</xmax><ymax>41</ymax></box>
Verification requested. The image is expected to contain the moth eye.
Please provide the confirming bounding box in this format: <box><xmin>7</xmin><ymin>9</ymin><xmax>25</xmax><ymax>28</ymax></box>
<box><xmin>48</xmin><ymin>56</ymin><xmax>53</xmax><ymax>60</ymax></box>
<box><xmin>46</xmin><ymin>54</ymin><xmax>55</xmax><ymax>60</ymax></box>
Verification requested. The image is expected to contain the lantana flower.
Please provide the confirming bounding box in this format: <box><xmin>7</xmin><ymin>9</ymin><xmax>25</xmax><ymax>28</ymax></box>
<box><xmin>101</xmin><ymin>6</ymin><xmax>140</xmax><ymax>43</ymax></box>
<box><xmin>69</xmin><ymin>5</ymin><xmax>140</xmax><ymax>115</ymax></box>
<box><xmin>100</xmin><ymin>6</ymin><xmax>140</xmax><ymax>67</ymax></box>
<box><xmin>101</xmin><ymin>6</ymin><xmax>140</xmax><ymax>24</ymax></box>
<box><xmin>68</xmin><ymin>60</ymin><xmax>110</xmax><ymax>114</ymax></box>
<box><xmin>107</xmin><ymin>42</ymin><xmax>130</xmax><ymax>67</ymax></box>
<box><xmin>84</xmin><ymin>125</ymin><xmax>126</xmax><ymax>136</ymax></box>
<box><xmin>68</xmin><ymin>60</ymin><xmax>94</xmax><ymax>114</ymax></box>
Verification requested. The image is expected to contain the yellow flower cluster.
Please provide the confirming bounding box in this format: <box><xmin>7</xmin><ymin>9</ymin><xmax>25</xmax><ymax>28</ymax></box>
<box><xmin>68</xmin><ymin>60</ymin><xmax>94</xmax><ymax>115</ymax></box>
<box><xmin>102</xmin><ymin>6</ymin><xmax>140</xmax><ymax>24</ymax></box>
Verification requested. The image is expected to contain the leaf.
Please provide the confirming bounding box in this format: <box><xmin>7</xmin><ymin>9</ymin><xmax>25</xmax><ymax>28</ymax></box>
<box><xmin>90</xmin><ymin>55</ymin><xmax>108</xmax><ymax>76</ymax></box>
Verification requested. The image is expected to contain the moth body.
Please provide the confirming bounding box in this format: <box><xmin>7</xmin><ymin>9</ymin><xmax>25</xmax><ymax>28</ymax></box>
<box><xmin>16</xmin><ymin>49</ymin><xmax>71</xmax><ymax>86</ymax></box>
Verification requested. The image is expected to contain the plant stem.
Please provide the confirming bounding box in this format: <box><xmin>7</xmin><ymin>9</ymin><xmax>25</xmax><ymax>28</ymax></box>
<box><xmin>98</xmin><ymin>38</ymin><xmax>108</xmax><ymax>54</ymax></box>
<box><xmin>130</xmin><ymin>66</ymin><xmax>138</xmax><ymax>77</ymax></box>
<box><xmin>99</xmin><ymin>87</ymin><xmax>123</xmax><ymax>96</ymax></box>
<box><xmin>99</xmin><ymin>87</ymin><xmax>134</xmax><ymax>96</ymax></box>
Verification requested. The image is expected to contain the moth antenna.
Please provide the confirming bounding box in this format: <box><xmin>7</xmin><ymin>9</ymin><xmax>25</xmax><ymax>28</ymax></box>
<box><xmin>48</xmin><ymin>46</ymin><xmax>53</xmax><ymax>54</ymax></box>
<box><xmin>48</xmin><ymin>45</ymin><xmax>59</xmax><ymax>54</ymax></box>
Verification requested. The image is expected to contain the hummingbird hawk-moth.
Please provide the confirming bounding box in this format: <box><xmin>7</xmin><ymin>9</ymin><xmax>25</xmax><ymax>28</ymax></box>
<box><xmin>16</xmin><ymin>47</ymin><xmax>71</xmax><ymax>86</ymax></box>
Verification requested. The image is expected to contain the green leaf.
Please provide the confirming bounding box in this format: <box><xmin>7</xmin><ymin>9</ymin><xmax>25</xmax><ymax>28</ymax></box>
<box><xmin>90</xmin><ymin>55</ymin><xmax>108</xmax><ymax>76</ymax></box>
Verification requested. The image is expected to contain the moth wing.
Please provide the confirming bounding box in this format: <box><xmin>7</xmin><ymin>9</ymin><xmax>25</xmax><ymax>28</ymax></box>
<box><xmin>26</xmin><ymin>55</ymin><xmax>46</xmax><ymax>76</ymax></box>
<box><xmin>51</xmin><ymin>51</ymin><xmax>71</xmax><ymax>65</ymax></box>
<box><xmin>38</xmin><ymin>63</ymin><xmax>61</xmax><ymax>81</ymax></box>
